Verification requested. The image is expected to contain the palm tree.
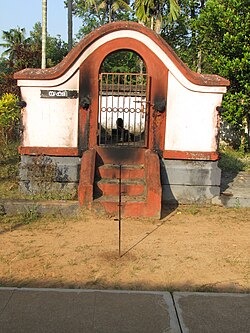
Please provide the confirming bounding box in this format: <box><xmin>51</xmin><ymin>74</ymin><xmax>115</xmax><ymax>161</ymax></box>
<box><xmin>134</xmin><ymin>0</ymin><xmax>180</xmax><ymax>34</ymax></box>
<box><xmin>42</xmin><ymin>0</ymin><xmax>47</xmax><ymax>69</ymax></box>
<box><xmin>98</xmin><ymin>0</ymin><xmax>132</xmax><ymax>23</ymax></box>
<box><xmin>0</xmin><ymin>27</ymin><xmax>33</xmax><ymax>70</ymax></box>
<box><xmin>0</xmin><ymin>27</ymin><xmax>27</xmax><ymax>63</ymax></box>
<box><xmin>68</xmin><ymin>0</ymin><xmax>73</xmax><ymax>51</ymax></box>
<box><xmin>83</xmin><ymin>0</ymin><xmax>131</xmax><ymax>23</ymax></box>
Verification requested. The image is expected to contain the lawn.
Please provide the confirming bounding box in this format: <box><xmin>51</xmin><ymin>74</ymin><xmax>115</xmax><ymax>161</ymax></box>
<box><xmin>0</xmin><ymin>206</ymin><xmax>250</xmax><ymax>292</ymax></box>
<box><xmin>1</xmin><ymin>141</ymin><xmax>250</xmax><ymax>292</ymax></box>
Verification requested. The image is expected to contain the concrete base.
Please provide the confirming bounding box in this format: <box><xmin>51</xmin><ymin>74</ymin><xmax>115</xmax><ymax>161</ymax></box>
<box><xmin>19</xmin><ymin>155</ymin><xmax>223</xmax><ymax>207</ymax></box>
<box><xmin>161</xmin><ymin>159</ymin><xmax>221</xmax><ymax>204</ymax></box>
<box><xmin>0</xmin><ymin>198</ymin><xmax>79</xmax><ymax>216</ymax></box>
<box><xmin>19</xmin><ymin>155</ymin><xmax>81</xmax><ymax>198</ymax></box>
<box><xmin>213</xmin><ymin>171</ymin><xmax>250</xmax><ymax>208</ymax></box>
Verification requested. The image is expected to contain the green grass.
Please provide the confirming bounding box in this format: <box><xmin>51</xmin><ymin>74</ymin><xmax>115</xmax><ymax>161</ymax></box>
<box><xmin>218</xmin><ymin>146</ymin><xmax>250</xmax><ymax>173</ymax></box>
<box><xmin>0</xmin><ymin>214</ymin><xmax>38</xmax><ymax>233</ymax></box>
<box><xmin>0</xmin><ymin>140</ymin><xmax>20</xmax><ymax>198</ymax></box>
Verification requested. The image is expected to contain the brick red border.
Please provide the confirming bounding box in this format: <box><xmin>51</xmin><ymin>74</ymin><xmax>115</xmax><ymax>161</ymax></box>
<box><xmin>18</xmin><ymin>146</ymin><xmax>219</xmax><ymax>161</ymax></box>
<box><xmin>14</xmin><ymin>22</ymin><xmax>230</xmax><ymax>87</ymax></box>
<box><xmin>18</xmin><ymin>146</ymin><xmax>79</xmax><ymax>156</ymax></box>
<box><xmin>163</xmin><ymin>150</ymin><xmax>219</xmax><ymax>161</ymax></box>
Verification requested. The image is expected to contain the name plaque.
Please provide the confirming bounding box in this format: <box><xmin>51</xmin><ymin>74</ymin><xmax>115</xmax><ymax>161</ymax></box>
<box><xmin>40</xmin><ymin>90</ymin><xmax>78</xmax><ymax>99</ymax></box>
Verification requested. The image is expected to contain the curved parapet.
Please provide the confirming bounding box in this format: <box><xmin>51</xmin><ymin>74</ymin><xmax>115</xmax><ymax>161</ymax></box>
<box><xmin>14</xmin><ymin>21</ymin><xmax>229</xmax><ymax>92</ymax></box>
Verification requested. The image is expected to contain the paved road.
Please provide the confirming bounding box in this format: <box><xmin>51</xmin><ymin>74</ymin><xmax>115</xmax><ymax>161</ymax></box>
<box><xmin>0</xmin><ymin>288</ymin><xmax>249</xmax><ymax>333</ymax></box>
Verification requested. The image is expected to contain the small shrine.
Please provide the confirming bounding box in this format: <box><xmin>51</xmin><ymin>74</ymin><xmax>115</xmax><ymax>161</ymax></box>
<box><xmin>14</xmin><ymin>22</ymin><xmax>230</xmax><ymax>217</ymax></box>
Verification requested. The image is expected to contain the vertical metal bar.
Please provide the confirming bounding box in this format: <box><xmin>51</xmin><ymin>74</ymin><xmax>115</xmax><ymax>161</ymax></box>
<box><xmin>117</xmin><ymin>73</ymin><xmax>121</xmax><ymax>144</ymax></box>
<box><xmin>111</xmin><ymin>73</ymin><xmax>114</xmax><ymax>145</ymax></box>
<box><xmin>99</xmin><ymin>74</ymin><xmax>102</xmax><ymax>145</ymax></box>
<box><xmin>105</xmin><ymin>73</ymin><xmax>109</xmax><ymax>145</ymax></box>
<box><xmin>118</xmin><ymin>164</ymin><xmax>122</xmax><ymax>257</ymax></box>
<box><xmin>136</xmin><ymin>74</ymin><xmax>139</xmax><ymax>146</ymax></box>
<box><xmin>130</xmin><ymin>74</ymin><xmax>133</xmax><ymax>146</ymax></box>
<box><xmin>128</xmin><ymin>74</ymin><xmax>131</xmax><ymax>145</ymax></box>
<box><xmin>134</xmin><ymin>74</ymin><xmax>137</xmax><ymax>147</ymax></box>
<box><xmin>145</xmin><ymin>74</ymin><xmax>150</xmax><ymax>147</ymax></box>
<box><xmin>139</xmin><ymin>74</ymin><xmax>145</xmax><ymax>146</ymax></box>
<box><xmin>123</xmin><ymin>74</ymin><xmax>126</xmax><ymax>143</ymax></box>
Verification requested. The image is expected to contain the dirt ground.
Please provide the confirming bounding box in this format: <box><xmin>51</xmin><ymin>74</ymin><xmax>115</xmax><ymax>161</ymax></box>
<box><xmin>0</xmin><ymin>205</ymin><xmax>249</xmax><ymax>292</ymax></box>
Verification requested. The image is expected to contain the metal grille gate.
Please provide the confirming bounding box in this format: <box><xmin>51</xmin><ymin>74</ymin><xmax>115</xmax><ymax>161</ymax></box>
<box><xmin>98</xmin><ymin>73</ymin><xmax>150</xmax><ymax>147</ymax></box>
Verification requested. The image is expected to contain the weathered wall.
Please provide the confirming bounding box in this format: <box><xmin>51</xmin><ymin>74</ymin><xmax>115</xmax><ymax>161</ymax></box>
<box><xmin>165</xmin><ymin>72</ymin><xmax>223</xmax><ymax>152</ymax></box>
<box><xmin>161</xmin><ymin>159</ymin><xmax>221</xmax><ymax>204</ymax></box>
<box><xmin>20</xmin><ymin>71</ymin><xmax>79</xmax><ymax>148</ymax></box>
<box><xmin>19</xmin><ymin>155</ymin><xmax>81</xmax><ymax>197</ymax></box>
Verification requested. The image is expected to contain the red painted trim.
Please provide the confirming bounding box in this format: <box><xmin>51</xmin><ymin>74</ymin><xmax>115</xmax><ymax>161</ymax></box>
<box><xmin>78</xmin><ymin>37</ymin><xmax>169</xmax><ymax>152</ymax></box>
<box><xmin>163</xmin><ymin>150</ymin><xmax>219</xmax><ymax>161</ymax></box>
<box><xmin>18</xmin><ymin>146</ymin><xmax>79</xmax><ymax>156</ymax></box>
<box><xmin>78</xmin><ymin>148</ymin><xmax>96</xmax><ymax>206</ymax></box>
<box><xmin>14</xmin><ymin>21</ymin><xmax>230</xmax><ymax>87</ymax></box>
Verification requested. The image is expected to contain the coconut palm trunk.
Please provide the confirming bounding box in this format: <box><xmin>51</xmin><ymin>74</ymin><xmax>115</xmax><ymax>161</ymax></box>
<box><xmin>68</xmin><ymin>0</ymin><xmax>73</xmax><ymax>51</ymax></box>
<box><xmin>42</xmin><ymin>0</ymin><xmax>47</xmax><ymax>69</ymax></box>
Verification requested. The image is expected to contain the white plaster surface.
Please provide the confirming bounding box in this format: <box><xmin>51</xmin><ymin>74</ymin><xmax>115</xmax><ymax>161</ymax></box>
<box><xmin>20</xmin><ymin>72</ymin><xmax>79</xmax><ymax>147</ymax></box>
<box><xmin>165</xmin><ymin>73</ymin><xmax>223</xmax><ymax>152</ymax></box>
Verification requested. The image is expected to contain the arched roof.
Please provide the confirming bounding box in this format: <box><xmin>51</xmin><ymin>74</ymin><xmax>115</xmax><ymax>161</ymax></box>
<box><xmin>14</xmin><ymin>21</ymin><xmax>229</xmax><ymax>87</ymax></box>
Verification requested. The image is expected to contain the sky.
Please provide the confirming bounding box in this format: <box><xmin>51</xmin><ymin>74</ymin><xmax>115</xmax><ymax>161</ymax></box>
<box><xmin>0</xmin><ymin>0</ymin><xmax>82</xmax><ymax>55</ymax></box>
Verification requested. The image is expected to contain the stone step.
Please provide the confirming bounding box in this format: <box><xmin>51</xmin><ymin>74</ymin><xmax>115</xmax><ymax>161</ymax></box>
<box><xmin>217</xmin><ymin>171</ymin><xmax>250</xmax><ymax>208</ymax></box>
<box><xmin>92</xmin><ymin>199</ymin><xmax>147</xmax><ymax>217</ymax></box>
<box><xmin>95</xmin><ymin>179</ymin><xmax>145</xmax><ymax>197</ymax></box>
<box><xmin>78</xmin><ymin>148</ymin><xmax>162</xmax><ymax>218</ymax></box>
<box><xmin>95</xmin><ymin>146</ymin><xmax>145</xmax><ymax>165</ymax></box>
<box><xmin>215</xmin><ymin>194</ymin><xmax>250</xmax><ymax>208</ymax></box>
<box><xmin>94</xmin><ymin>195</ymin><xmax>146</xmax><ymax>203</ymax></box>
<box><xmin>96</xmin><ymin>164</ymin><xmax>145</xmax><ymax>180</ymax></box>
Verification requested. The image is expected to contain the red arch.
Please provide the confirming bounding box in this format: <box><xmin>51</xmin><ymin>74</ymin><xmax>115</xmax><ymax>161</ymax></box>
<box><xmin>78</xmin><ymin>36</ymin><xmax>169</xmax><ymax>151</ymax></box>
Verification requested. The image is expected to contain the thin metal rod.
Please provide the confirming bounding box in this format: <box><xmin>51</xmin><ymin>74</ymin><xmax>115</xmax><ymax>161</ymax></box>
<box><xmin>118</xmin><ymin>164</ymin><xmax>122</xmax><ymax>257</ymax></box>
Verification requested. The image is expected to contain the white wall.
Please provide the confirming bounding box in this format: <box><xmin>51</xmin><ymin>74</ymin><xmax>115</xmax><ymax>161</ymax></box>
<box><xmin>165</xmin><ymin>73</ymin><xmax>224</xmax><ymax>152</ymax></box>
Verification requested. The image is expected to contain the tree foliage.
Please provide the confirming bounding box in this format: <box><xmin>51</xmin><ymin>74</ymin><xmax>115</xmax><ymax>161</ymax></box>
<box><xmin>134</xmin><ymin>0</ymin><xmax>180</xmax><ymax>33</ymax></box>
<box><xmin>195</xmin><ymin>0</ymin><xmax>250</xmax><ymax>140</ymax></box>
<box><xmin>161</xmin><ymin>1</ymin><xmax>206</xmax><ymax>70</ymax></box>
<box><xmin>0</xmin><ymin>93</ymin><xmax>20</xmax><ymax>142</ymax></box>
<box><xmin>0</xmin><ymin>23</ymin><xmax>68</xmax><ymax>72</ymax></box>
<box><xmin>73</xmin><ymin>0</ymin><xmax>132</xmax><ymax>37</ymax></box>
<box><xmin>0</xmin><ymin>23</ymin><xmax>68</xmax><ymax>96</ymax></box>
<box><xmin>0</xmin><ymin>27</ymin><xmax>40</xmax><ymax>70</ymax></box>
<box><xmin>100</xmin><ymin>50</ymin><xmax>146</xmax><ymax>73</ymax></box>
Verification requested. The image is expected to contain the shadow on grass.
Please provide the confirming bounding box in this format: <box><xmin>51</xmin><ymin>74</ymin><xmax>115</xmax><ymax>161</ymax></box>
<box><xmin>121</xmin><ymin>207</ymin><xmax>177</xmax><ymax>258</ymax></box>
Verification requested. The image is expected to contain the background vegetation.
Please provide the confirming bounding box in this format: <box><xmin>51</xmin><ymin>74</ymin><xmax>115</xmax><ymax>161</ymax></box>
<box><xmin>1</xmin><ymin>0</ymin><xmax>249</xmax><ymax>149</ymax></box>
<box><xmin>0</xmin><ymin>1</ymin><xmax>249</xmax><ymax>199</ymax></box>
